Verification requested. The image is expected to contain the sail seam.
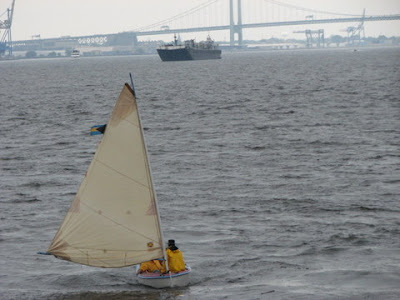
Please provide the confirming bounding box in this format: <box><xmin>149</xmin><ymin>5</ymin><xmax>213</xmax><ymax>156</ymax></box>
<box><xmin>79</xmin><ymin>200</ymin><xmax>160</xmax><ymax>243</ymax></box>
<box><xmin>122</xmin><ymin>118</ymin><xmax>138</xmax><ymax>128</ymax></box>
<box><xmin>64</xmin><ymin>246</ymin><xmax>161</xmax><ymax>252</ymax></box>
<box><xmin>56</xmin><ymin>244</ymin><xmax>161</xmax><ymax>268</ymax></box>
<box><xmin>94</xmin><ymin>159</ymin><xmax>150</xmax><ymax>190</ymax></box>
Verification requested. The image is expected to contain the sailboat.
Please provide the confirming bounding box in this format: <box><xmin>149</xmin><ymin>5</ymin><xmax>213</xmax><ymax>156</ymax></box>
<box><xmin>43</xmin><ymin>81</ymin><xmax>191</xmax><ymax>288</ymax></box>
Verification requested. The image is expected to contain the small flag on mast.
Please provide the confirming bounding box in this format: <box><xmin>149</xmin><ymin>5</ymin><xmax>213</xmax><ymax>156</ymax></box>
<box><xmin>90</xmin><ymin>124</ymin><xmax>107</xmax><ymax>135</ymax></box>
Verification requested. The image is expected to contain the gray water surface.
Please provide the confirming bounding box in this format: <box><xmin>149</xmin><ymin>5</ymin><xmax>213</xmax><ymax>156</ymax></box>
<box><xmin>1</xmin><ymin>47</ymin><xmax>400</xmax><ymax>299</ymax></box>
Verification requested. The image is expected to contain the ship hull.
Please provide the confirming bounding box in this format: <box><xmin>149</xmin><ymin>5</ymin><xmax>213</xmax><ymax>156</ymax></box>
<box><xmin>157</xmin><ymin>48</ymin><xmax>221</xmax><ymax>61</ymax></box>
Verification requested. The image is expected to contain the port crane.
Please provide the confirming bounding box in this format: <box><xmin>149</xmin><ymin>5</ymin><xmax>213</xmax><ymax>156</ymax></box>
<box><xmin>344</xmin><ymin>9</ymin><xmax>366</xmax><ymax>46</ymax></box>
<box><xmin>0</xmin><ymin>0</ymin><xmax>15</xmax><ymax>56</ymax></box>
<box><xmin>293</xmin><ymin>29</ymin><xmax>325</xmax><ymax>48</ymax></box>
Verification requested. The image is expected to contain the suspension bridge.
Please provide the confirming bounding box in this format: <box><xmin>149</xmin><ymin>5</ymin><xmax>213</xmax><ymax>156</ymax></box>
<box><xmin>2</xmin><ymin>0</ymin><xmax>400</xmax><ymax>55</ymax></box>
<box><xmin>132</xmin><ymin>0</ymin><xmax>400</xmax><ymax>46</ymax></box>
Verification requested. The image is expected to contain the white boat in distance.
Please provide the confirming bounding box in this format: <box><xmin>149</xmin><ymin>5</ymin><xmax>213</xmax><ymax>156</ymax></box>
<box><xmin>43</xmin><ymin>81</ymin><xmax>191</xmax><ymax>288</ymax></box>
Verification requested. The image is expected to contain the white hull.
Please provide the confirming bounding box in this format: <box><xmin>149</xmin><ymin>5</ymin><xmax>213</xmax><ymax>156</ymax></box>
<box><xmin>136</xmin><ymin>266</ymin><xmax>191</xmax><ymax>288</ymax></box>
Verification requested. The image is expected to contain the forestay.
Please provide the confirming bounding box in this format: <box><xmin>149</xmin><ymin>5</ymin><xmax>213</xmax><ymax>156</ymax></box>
<box><xmin>48</xmin><ymin>84</ymin><xmax>164</xmax><ymax>267</ymax></box>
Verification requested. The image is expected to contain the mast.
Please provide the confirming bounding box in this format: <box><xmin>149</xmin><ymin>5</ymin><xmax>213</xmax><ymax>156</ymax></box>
<box><xmin>129</xmin><ymin>75</ymin><xmax>170</xmax><ymax>271</ymax></box>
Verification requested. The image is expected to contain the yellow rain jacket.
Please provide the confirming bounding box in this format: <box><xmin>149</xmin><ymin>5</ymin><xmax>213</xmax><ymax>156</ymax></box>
<box><xmin>166</xmin><ymin>248</ymin><xmax>186</xmax><ymax>273</ymax></box>
<box><xmin>139</xmin><ymin>260</ymin><xmax>165</xmax><ymax>273</ymax></box>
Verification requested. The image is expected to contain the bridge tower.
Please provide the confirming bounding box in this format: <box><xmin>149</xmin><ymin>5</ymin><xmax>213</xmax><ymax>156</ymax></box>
<box><xmin>0</xmin><ymin>0</ymin><xmax>15</xmax><ymax>57</ymax></box>
<box><xmin>230</xmin><ymin>0</ymin><xmax>243</xmax><ymax>46</ymax></box>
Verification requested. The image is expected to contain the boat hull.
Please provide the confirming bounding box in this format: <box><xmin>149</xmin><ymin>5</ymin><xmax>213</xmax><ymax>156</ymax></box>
<box><xmin>157</xmin><ymin>48</ymin><xmax>221</xmax><ymax>61</ymax></box>
<box><xmin>136</xmin><ymin>266</ymin><xmax>191</xmax><ymax>288</ymax></box>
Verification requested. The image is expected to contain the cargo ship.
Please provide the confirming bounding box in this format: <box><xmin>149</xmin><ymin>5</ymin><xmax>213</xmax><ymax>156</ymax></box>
<box><xmin>157</xmin><ymin>35</ymin><xmax>221</xmax><ymax>61</ymax></box>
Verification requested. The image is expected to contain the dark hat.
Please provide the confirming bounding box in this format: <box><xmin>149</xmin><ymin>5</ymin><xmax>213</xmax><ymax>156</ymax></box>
<box><xmin>167</xmin><ymin>239</ymin><xmax>179</xmax><ymax>250</ymax></box>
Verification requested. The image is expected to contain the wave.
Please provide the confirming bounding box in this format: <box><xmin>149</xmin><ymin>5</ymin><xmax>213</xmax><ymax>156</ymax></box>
<box><xmin>244</xmin><ymin>145</ymin><xmax>266</xmax><ymax>151</ymax></box>
<box><xmin>10</xmin><ymin>198</ymin><xmax>41</xmax><ymax>204</ymax></box>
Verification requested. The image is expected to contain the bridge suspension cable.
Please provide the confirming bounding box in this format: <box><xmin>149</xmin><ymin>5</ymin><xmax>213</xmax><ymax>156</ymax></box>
<box><xmin>134</xmin><ymin>0</ymin><xmax>219</xmax><ymax>32</ymax></box>
<box><xmin>263</xmin><ymin>0</ymin><xmax>363</xmax><ymax>17</ymax></box>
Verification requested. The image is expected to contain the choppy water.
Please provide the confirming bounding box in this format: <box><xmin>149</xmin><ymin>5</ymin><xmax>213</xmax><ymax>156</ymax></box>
<box><xmin>1</xmin><ymin>47</ymin><xmax>400</xmax><ymax>300</ymax></box>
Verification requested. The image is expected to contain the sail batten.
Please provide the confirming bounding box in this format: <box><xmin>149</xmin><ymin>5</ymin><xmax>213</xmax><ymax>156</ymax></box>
<box><xmin>48</xmin><ymin>84</ymin><xmax>164</xmax><ymax>268</ymax></box>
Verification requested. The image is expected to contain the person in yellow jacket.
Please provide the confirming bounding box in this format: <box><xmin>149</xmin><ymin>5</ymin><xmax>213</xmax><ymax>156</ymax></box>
<box><xmin>137</xmin><ymin>240</ymin><xmax>186</xmax><ymax>274</ymax></box>
<box><xmin>166</xmin><ymin>239</ymin><xmax>186</xmax><ymax>273</ymax></box>
<box><xmin>137</xmin><ymin>259</ymin><xmax>166</xmax><ymax>274</ymax></box>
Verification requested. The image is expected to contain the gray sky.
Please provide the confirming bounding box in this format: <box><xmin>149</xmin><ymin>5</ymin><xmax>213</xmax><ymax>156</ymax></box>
<box><xmin>2</xmin><ymin>0</ymin><xmax>399</xmax><ymax>41</ymax></box>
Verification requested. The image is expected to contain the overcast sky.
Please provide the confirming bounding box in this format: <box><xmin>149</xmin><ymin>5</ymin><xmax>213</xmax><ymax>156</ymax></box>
<box><xmin>1</xmin><ymin>0</ymin><xmax>399</xmax><ymax>41</ymax></box>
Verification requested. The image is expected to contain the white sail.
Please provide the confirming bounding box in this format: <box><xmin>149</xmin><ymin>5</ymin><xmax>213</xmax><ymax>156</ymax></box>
<box><xmin>48</xmin><ymin>84</ymin><xmax>164</xmax><ymax>268</ymax></box>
